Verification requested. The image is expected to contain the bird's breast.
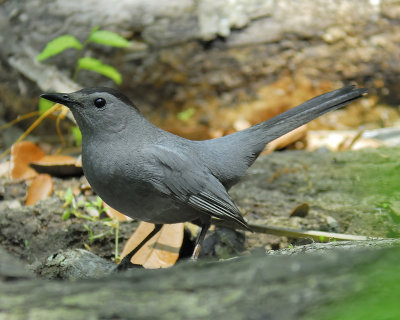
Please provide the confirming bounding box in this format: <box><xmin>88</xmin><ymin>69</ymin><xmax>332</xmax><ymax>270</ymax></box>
<box><xmin>81</xmin><ymin>142</ymin><xmax>202</xmax><ymax>224</ymax></box>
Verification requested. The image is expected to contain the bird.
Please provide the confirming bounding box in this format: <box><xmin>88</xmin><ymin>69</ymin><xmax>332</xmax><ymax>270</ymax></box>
<box><xmin>41</xmin><ymin>85</ymin><xmax>367</xmax><ymax>268</ymax></box>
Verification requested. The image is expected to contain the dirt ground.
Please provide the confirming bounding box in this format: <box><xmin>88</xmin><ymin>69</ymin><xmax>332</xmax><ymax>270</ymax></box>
<box><xmin>1</xmin><ymin>146</ymin><xmax>398</xmax><ymax>272</ymax></box>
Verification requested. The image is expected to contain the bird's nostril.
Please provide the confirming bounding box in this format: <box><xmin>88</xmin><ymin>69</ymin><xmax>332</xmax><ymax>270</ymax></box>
<box><xmin>63</xmin><ymin>95</ymin><xmax>69</xmax><ymax>99</ymax></box>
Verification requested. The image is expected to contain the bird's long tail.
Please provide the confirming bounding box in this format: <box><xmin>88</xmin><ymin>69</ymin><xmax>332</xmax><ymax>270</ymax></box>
<box><xmin>248</xmin><ymin>85</ymin><xmax>367</xmax><ymax>146</ymax></box>
<box><xmin>202</xmin><ymin>85</ymin><xmax>367</xmax><ymax>189</ymax></box>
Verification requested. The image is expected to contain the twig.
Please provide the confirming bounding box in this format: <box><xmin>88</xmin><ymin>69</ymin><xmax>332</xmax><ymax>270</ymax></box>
<box><xmin>0</xmin><ymin>111</ymin><xmax>40</xmax><ymax>131</ymax></box>
<box><xmin>247</xmin><ymin>223</ymin><xmax>379</xmax><ymax>242</ymax></box>
<box><xmin>212</xmin><ymin>219</ymin><xmax>380</xmax><ymax>242</ymax></box>
<box><xmin>0</xmin><ymin>104</ymin><xmax>62</xmax><ymax>159</ymax></box>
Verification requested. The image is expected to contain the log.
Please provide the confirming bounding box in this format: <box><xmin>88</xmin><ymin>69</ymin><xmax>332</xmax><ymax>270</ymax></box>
<box><xmin>1</xmin><ymin>241</ymin><xmax>400</xmax><ymax>319</ymax></box>
<box><xmin>1</xmin><ymin>0</ymin><xmax>398</xmax><ymax>122</ymax></box>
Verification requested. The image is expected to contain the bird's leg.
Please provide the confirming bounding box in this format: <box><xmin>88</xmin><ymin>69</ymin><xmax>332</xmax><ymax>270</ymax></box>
<box><xmin>191</xmin><ymin>222</ymin><xmax>211</xmax><ymax>260</ymax></box>
<box><xmin>117</xmin><ymin>223</ymin><xmax>163</xmax><ymax>271</ymax></box>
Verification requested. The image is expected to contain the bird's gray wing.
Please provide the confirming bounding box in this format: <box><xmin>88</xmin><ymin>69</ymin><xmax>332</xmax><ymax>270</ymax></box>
<box><xmin>141</xmin><ymin>145</ymin><xmax>249</xmax><ymax>230</ymax></box>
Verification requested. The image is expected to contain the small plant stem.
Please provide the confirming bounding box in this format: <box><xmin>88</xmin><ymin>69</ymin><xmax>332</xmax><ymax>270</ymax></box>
<box><xmin>0</xmin><ymin>104</ymin><xmax>61</xmax><ymax>160</ymax></box>
<box><xmin>55</xmin><ymin>107</ymin><xmax>69</xmax><ymax>147</ymax></box>
<box><xmin>0</xmin><ymin>111</ymin><xmax>40</xmax><ymax>131</ymax></box>
<box><xmin>90</xmin><ymin>231</ymin><xmax>112</xmax><ymax>240</ymax></box>
<box><xmin>76</xmin><ymin>214</ymin><xmax>97</xmax><ymax>221</ymax></box>
<box><xmin>114</xmin><ymin>220</ymin><xmax>120</xmax><ymax>262</ymax></box>
<box><xmin>72</xmin><ymin>33</ymin><xmax>93</xmax><ymax>81</ymax></box>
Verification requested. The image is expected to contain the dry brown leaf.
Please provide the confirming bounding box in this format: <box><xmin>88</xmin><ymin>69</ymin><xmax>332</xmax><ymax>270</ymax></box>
<box><xmin>10</xmin><ymin>141</ymin><xmax>46</xmax><ymax>180</ymax></box>
<box><xmin>264</xmin><ymin>125</ymin><xmax>307</xmax><ymax>153</ymax></box>
<box><xmin>32</xmin><ymin>155</ymin><xmax>76</xmax><ymax>165</ymax></box>
<box><xmin>103</xmin><ymin>202</ymin><xmax>131</xmax><ymax>221</ymax></box>
<box><xmin>290</xmin><ymin>203</ymin><xmax>309</xmax><ymax>218</ymax></box>
<box><xmin>30</xmin><ymin>155</ymin><xmax>83</xmax><ymax>177</ymax></box>
<box><xmin>120</xmin><ymin>222</ymin><xmax>184</xmax><ymax>269</ymax></box>
<box><xmin>25</xmin><ymin>173</ymin><xmax>53</xmax><ymax>206</ymax></box>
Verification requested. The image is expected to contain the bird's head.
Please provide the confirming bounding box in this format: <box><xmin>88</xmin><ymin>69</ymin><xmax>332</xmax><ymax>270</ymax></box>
<box><xmin>41</xmin><ymin>87</ymin><xmax>141</xmax><ymax>136</ymax></box>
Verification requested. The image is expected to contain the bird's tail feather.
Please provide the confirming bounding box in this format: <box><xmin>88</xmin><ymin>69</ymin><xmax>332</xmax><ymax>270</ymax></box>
<box><xmin>248</xmin><ymin>85</ymin><xmax>367</xmax><ymax>146</ymax></box>
<box><xmin>201</xmin><ymin>85</ymin><xmax>367</xmax><ymax>189</ymax></box>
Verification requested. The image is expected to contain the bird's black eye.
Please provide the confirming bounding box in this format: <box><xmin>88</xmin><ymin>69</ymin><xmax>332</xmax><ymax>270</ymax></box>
<box><xmin>94</xmin><ymin>98</ymin><xmax>106</xmax><ymax>108</ymax></box>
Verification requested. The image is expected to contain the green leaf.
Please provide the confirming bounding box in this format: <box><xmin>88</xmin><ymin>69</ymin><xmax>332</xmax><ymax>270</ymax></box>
<box><xmin>38</xmin><ymin>98</ymin><xmax>55</xmax><ymax>114</ymax></box>
<box><xmin>77</xmin><ymin>57</ymin><xmax>122</xmax><ymax>84</ymax></box>
<box><xmin>84</xmin><ymin>202</ymin><xmax>94</xmax><ymax>208</ymax></box>
<box><xmin>62</xmin><ymin>209</ymin><xmax>72</xmax><ymax>220</ymax></box>
<box><xmin>64</xmin><ymin>187</ymin><xmax>74</xmax><ymax>203</ymax></box>
<box><xmin>37</xmin><ymin>35</ymin><xmax>82</xmax><ymax>61</ymax></box>
<box><xmin>90</xmin><ymin>25</ymin><xmax>100</xmax><ymax>37</ymax></box>
<box><xmin>95</xmin><ymin>196</ymin><xmax>103</xmax><ymax>209</ymax></box>
<box><xmin>71</xmin><ymin>126</ymin><xmax>82</xmax><ymax>146</ymax></box>
<box><xmin>177</xmin><ymin>108</ymin><xmax>196</xmax><ymax>122</ymax></box>
<box><xmin>89</xmin><ymin>30</ymin><xmax>131</xmax><ymax>48</ymax></box>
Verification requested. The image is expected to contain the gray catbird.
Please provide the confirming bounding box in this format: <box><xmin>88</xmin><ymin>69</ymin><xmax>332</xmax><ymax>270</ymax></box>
<box><xmin>41</xmin><ymin>85</ymin><xmax>366</xmax><ymax>268</ymax></box>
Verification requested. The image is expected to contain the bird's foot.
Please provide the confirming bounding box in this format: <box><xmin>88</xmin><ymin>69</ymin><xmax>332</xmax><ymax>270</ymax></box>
<box><xmin>114</xmin><ymin>261</ymin><xmax>143</xmax><ymax>272</ymax></box>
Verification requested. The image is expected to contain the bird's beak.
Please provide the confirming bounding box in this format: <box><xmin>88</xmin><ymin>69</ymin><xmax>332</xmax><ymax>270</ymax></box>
<box><xmin>40</xmin><ymin>93</ymin><xmax>75</xmax><ymax>107</ymax></box>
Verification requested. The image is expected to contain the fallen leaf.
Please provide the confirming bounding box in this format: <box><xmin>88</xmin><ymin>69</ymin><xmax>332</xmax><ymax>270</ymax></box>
<box><xmin>290</xmin><ymin>203</ymin><xmax>309</xmax><ymax>218</ymax></box>
<box><xmin>103</xmin><ymin>202</ymin><xmax>131</xmax><ymax>221</ymax></box>
<box><xmin>30</xmin><ymin>155</ymin><xmax>83</xmax><ymax>177</ymax></box>
<box><xmin>32</xmin><ymin>155</ymin><xmax>76</xmax><ymax>165</ymax></box>
<box><xmin>265</xmin><ymin>125</ymin><xmax>307</xmax><ymax>153</ymax></box>
<box><xmin>25</xmin><ymin>174</ymin><xmax>53</xmax><ymax>205</ymax></box>
<box><xmin>120</xmin><ymin>222</ymin><xmax>184</xmax><ymax>269</ymax></box>
<box><xmin>10</xmin><ymin>141</ymin><xmax>46</xmax><ymax>180</ymax></box>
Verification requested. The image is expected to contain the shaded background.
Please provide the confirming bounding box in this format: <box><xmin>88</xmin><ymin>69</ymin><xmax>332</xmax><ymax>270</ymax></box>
<box><xmin>0</xmin><ymin>0</ymin><xmax>399</xmax><ymax>143</ymax></box>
